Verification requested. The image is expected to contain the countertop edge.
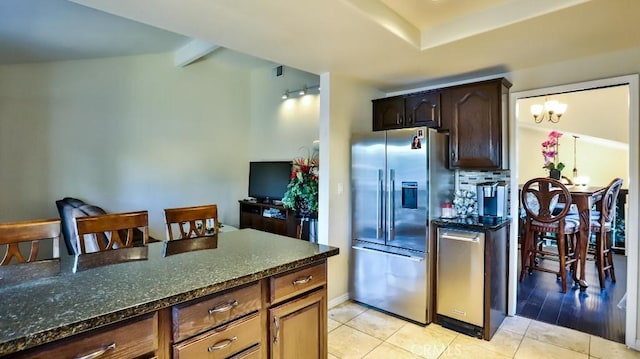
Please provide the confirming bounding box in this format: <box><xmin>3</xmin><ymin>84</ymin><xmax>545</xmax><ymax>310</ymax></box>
<box><xmin>1</xmin><ymin>248</ymin><xmax>339</xmax><ymax>355</ymax></box>
<box><xmin>432</xmin><ymin>217</ymin><xmax>511</xmax><ymax>230</ymax></box>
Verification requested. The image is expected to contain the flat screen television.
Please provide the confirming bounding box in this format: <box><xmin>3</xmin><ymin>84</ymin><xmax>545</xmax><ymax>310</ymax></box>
<box><xmin>248</xmin><ymin>161</ymin><xmax>292</xmax><ymax>203</ymax></box>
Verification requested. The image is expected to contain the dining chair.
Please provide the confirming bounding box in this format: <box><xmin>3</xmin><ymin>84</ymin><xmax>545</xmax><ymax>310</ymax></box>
<box><xmin>588</xmin><ymin>178</ymin><xmax>623</xmax><ymax>288</ymax></box>
<box><xmin>164</xmin><ymin>204</ymin><xmax>219</xmax><ymax>241</ymax></box>
<box><xmin>519</xmin><ymin>177</ymin><xmax>579</xmax><ymax>293</ymax></box>
<box><xmin>74</xmin><ymin>211</ymin><xmax>149</xmax><ymax>271</ymax></box>
<box><xmin>0</xmin><ymin>218</ymin><xmax>61</xmax><ymax>284</ymax></box>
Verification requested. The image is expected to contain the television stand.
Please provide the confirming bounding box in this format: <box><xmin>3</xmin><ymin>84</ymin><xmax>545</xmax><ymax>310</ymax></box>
<box><xmin>238</xmin><ymin>200</ymin><xmax>305</xmax><ymax>239</ymax></box>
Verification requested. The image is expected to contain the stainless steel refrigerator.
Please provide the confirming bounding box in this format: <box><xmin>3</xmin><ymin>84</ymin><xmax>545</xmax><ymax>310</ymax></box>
<box><xmin>350</xmin><ymin>127</ymin><xmax>452</xmax><ymax>324</ymax></box>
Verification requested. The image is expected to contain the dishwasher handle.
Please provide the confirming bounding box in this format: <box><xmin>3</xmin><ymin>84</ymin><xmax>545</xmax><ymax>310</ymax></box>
<box><xmin>440</xmin><ymin>232</ymin><xmax>481</xmax><ymax>243</ymax></box>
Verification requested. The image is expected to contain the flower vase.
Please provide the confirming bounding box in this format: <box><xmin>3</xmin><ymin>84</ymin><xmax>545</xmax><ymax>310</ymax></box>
<box><xmin>550</xmin><ymin>169</ymin><xmax>561</xmax><ymax>180</ymax></box>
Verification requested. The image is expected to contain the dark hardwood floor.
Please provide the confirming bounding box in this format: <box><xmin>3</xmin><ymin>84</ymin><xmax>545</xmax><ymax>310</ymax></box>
<box><xmin>516</xmin><ymin>252</ymin><xmax>627</xmax><ymax>343</ymax></box>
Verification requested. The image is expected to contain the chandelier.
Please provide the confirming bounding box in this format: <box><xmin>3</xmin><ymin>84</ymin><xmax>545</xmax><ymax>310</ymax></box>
<box><xmin>530</xmin><ymin>98</ymin><xmax>567</xmax><ymax>123</ymax></box>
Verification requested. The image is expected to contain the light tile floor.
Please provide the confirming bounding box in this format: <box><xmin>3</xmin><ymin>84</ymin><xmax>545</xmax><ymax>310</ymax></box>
<box><xmin>328</xmin><ymin>301</ymin><xmax>640</xmax><ymax>359</ymax></box>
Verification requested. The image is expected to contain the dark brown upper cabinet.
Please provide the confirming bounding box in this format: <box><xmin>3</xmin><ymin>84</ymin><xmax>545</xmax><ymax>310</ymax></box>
<box><xmin>372</xmin><ymin>96</ymin><xmax>405</xmax><ymax>131</ymax></box>
<box><xmin>406</xmin><ymin>91</ymin><xmax>441</xmax><ymax>128</ymax></box>
<box><xmin>373</xmin><ymin>91</ymin><xmax>441</xmax><ymax>131</ymax></box>
<box><xmin>443</xmin><ymin>78</ymin><xmax>512</xmax><ymax>169</ymax></box>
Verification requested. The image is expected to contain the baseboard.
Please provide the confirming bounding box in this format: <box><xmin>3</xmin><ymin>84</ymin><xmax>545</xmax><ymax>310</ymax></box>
<box><xmin>328</xmin><ymin>292</ymin><xmax>350</xmax><ymax>309</ymax></box>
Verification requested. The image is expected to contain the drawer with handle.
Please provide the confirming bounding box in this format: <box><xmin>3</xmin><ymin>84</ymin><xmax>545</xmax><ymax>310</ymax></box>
<box><xmin>270</xmin><ymin>262</ymin><xmax>326</xmax><ymax>304</ymax></box>
<box><xmin>173</xmin><ymin>312</ymin><xmax>261</xmax><ymax>359</ymax></box>
<box><xmin>172</xmin><ymin>281</ymin><xmax>261</xmax><ymax>342</ymax></box>
<box><xmin>8</xmin><ymin>313</ymin><xmax>157</xmax><ymax>359</ymax></box>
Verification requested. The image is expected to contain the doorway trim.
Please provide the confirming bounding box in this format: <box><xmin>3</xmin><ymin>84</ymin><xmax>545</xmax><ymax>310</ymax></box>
<box><xmin>508</xmin><ymin>74</ymin><xmax>639</xmax><ymax>348</ymax></box>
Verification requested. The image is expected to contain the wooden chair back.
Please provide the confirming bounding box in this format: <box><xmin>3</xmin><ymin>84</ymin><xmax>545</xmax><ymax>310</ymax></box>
<box><xmin>519</xmin><ymin>178</ymin><xmax>578</xmax><ymax>293</ymax></box>
<box><xmin>598</xmin><ymin>178</ymin><xmax>623</xmax><ymax>226</ymax></box>
<box><xmin>0</xmin><ymin>218</ymin><xmax>60</xmax><ymax>264</ymax></box>
<box><xmin>0</xmin><ymin>218</ymin><xmax>61</xmax><ymax>284</ymax></box>
<box><xmin>75</xmin><ymin>211</ymin><xmax>149</xmax><ymax>254</ymax></box>
<box><xmin>164</xmin><ymin>204</ymin><xmax>219</xmax><ymax>241</ymax></box>
<box><xmin>521</xmin><ymin>177</ymin><xmax>572</xmax><ymax>224</ymax></box>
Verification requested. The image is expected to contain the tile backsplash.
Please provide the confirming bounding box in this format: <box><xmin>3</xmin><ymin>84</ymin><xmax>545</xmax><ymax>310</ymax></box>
<box><xmin>457</xmin><ymin>170</ymin><xmax>511</xmax><ymax>192</ymax></box>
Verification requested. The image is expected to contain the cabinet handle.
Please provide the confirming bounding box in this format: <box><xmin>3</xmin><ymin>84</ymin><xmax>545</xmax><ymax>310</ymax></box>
<box><xmin>207</xmin><ymin>336</ymin><xmax>238</xmax><ymax>351</ymax></box>
<box><xmin>292</xmin><ymin>275</ymin><xmax>313</xmax><ymax>285</ymax></box>
<box><xmin>431</xmin><ymin>106</ymin><xmax>436</xmax><ymax>121</ymax></box>
<box><xmin>208</xmin><ymin>300</ymin><xmax>239</xmax><ymax>315</ymax></box>
<box><xmin>451</xmin><ymin>152</ymin><xmax>456</xmax><ymax>160</ymax></box>
<box><xmin>273</xmin><ymin>317</ymin><xmax>280</xmax><ymax>343</ymax></box>
<box><xmin>75</xmin><ymin>343</ymin><xmax>116</xmax><ymax>359</ymax></box>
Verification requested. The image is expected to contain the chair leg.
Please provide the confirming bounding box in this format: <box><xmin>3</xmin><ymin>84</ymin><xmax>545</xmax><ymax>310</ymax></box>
<box><xmin>596</xmin><ymin>231</ymin><xmax>606</xmax><ymax>289</ymax></box>
<box><xmin>558</xmin><ymin>231</ymin><xmax>567</xmax><ymax>293</ymax></box>
<box><xmin>568</xmin><ymin>233</ymin><xmax>578</xmax><ymax>282</ymax></box>
<box><xmin>606</xmin><ymin>231</ymin><xmax>616</xmax><ymax>282</ymax></box>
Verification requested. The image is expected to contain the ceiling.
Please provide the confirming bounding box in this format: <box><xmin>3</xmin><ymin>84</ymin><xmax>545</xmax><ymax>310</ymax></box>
<box><xmin>0</xmin><ymin>0</ymin><xmax>189</xmax><ymax>64</ymax></box>
<box><xmin>3</xmin><ymin>0</ymin><xmax>640</xmax><ymax>91</ymax></box>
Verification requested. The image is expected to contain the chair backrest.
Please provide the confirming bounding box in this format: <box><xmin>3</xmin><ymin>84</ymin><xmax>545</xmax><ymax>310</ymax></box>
<box><xmin>0</xmin><ymin>218</ymin><xmax>60</xmax><ymax>264</ymax></box>
<box><xmin>599</xmin><ymin>178</ymin><xmax>624</xmax><ymax>225</ymax></box>
<box><xmin>521</xmin><ymin>177</ymin><xmax>572</xmax><ymax>224</ymax></box>
<box><xmin>164</xmin><ymin>204</ymin><xmax>219</xmax><ymax>241</ymax></box>
<box><xmin>75</xmin><ymin>211</ymin><xmax>149</xmax><ymax>254</ymax></box>
<box><xmin>0</xmin><ymin>218</ymin><xmax>61</xmax><ymax>284</ymax></box>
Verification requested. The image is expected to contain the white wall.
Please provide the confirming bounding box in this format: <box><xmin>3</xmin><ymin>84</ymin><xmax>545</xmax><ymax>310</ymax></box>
<box><xmin>0</xmin><ymin>51</ymin><xmax>254</xmax><ymax>240</ymax></box>
<box><xmin>319</xmin><ymin>72</ymin><xmax>383</xmax><ymax>304</ymax></box>
<box><xmin>518</xmin><ymin>126</ymin><xmax>628</xmax><ymax>187</ymax></box>
<box><xmin>249</xmin><ymin>65</ymin><xmax>320</xmax><ymax>160</ymax></box>
<box><xmin>0</xmin><ymin>50</ymin><xmax>322</xmax><ymax>244</ymax></box>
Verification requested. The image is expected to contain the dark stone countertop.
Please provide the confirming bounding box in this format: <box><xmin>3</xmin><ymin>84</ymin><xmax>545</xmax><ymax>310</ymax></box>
<box><xmin>432</xmin><ymin>216</ymin><xmax>511</xmax><ymax>231</ymax></box>
<box><xmin>0</xmin><ymin>229</ymin><xmax>339</xmax><ymax>355</ymax></box>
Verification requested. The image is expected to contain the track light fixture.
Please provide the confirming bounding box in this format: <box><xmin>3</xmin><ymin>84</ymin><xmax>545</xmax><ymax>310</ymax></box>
<box><xmin>281</xmin><ymin>84</ymin><xmax>320</xmax><ymax>100</ymax></box>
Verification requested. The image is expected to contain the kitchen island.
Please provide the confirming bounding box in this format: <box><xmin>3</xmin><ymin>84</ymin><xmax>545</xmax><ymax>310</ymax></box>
<box><xmin>0</xmin><ymin>229</ymin><xmax>339</xmax><ymax>358</ymax></box>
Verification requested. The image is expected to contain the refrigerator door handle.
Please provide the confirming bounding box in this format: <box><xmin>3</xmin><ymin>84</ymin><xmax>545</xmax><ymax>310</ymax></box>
<box><xmin>388</xmin><ymin>169</ymin><xmax>395</xmax><ymax>240</ymax></box>
<box><xmin>377</xmin><ymin>169</ymin><xmax>383</xmax><ymax>239</ymax></box>
<box><xmin>352</xmin><ymin>245</ymin><xmax>424</xmax><ymax>262</ymax></box>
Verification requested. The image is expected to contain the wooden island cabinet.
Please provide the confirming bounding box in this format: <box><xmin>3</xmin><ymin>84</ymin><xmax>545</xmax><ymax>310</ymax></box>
<box><xmin>0</xmin><ymin>230</ymin><xmax>338</xmax><ymax>359</ymax></box>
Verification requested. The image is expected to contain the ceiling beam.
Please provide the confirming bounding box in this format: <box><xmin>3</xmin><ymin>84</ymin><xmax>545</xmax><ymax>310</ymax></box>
<box><xmin>174</xmin><ymin>39</ymin><xmax>219</xmax><ymax>67</ymax></box>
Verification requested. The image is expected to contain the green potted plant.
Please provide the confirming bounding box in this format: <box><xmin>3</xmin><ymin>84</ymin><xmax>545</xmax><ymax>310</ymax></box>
<box><xmin>282</xmin><ymin>153</ymin><xmax>319</xmax><ymax>218</ymax></box>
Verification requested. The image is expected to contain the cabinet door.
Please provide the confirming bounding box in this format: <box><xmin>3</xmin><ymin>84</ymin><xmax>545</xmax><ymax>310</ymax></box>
<box><xmin>373</xmin><ymin>96</ymin><xmax>405</xmax><ymax>131</ymax></box>
<box><xmin>447</xmin><ymin>81</ymin><xmax>503</xmax><ymax>168</ymax></box>
<box><xmin>269</xmin><ymin>289</ymin><xmax>326</xmax><ymax>359</ymax></box>
<box><xmin>406</xmin><ymin>91</ymin><xmax>441</xmax><ymax>128</ymax></box>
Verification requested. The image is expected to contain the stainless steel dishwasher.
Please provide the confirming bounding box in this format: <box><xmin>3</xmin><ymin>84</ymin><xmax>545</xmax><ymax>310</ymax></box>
<box><xmin>436</xmin><ymin>227</ymin><xmax>485</xmax><ymax>338</ymax></box>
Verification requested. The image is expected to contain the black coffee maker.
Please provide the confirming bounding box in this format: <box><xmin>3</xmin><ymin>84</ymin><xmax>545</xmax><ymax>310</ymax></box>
<box><xmin>476</xmin><ymin>181</ymin><xmax>508</xmax><ymax>222</ymax></box>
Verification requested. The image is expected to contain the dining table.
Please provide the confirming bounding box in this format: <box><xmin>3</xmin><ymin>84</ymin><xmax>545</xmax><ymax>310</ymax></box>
<box><xmin>519</xmin><ymin>183</ymin><xmax>607</xmax><ymax>290</ymax></box>
<box><xmin>567</xmin><ymin>185</ymin><xmax>607</xmax><ymax>289</ymax></box>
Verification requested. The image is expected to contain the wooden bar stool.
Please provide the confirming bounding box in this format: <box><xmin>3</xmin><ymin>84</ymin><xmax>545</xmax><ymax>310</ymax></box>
<box><xmin>590</xmin><ymin>178</ymin><xmax>623</xmax><ymax>288</ymax></box>
<box><xmin>164</xmin><ymin>204</ymin><xmax>219</xmax><ymax>240</ymax></box>
<box><xmin>0</xmin><ymin>218</ymin><xmax>61</xmax><ymax>284</ymax></box>
<box><xmin>520</xmin><ymin>178</ymin><xmax>579</xmax><ymax>293</ymax></box>
<box><xmin>74</xmin><ymin>211</ymin><xmax>149</xmax><ymax>271</ymax></box>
